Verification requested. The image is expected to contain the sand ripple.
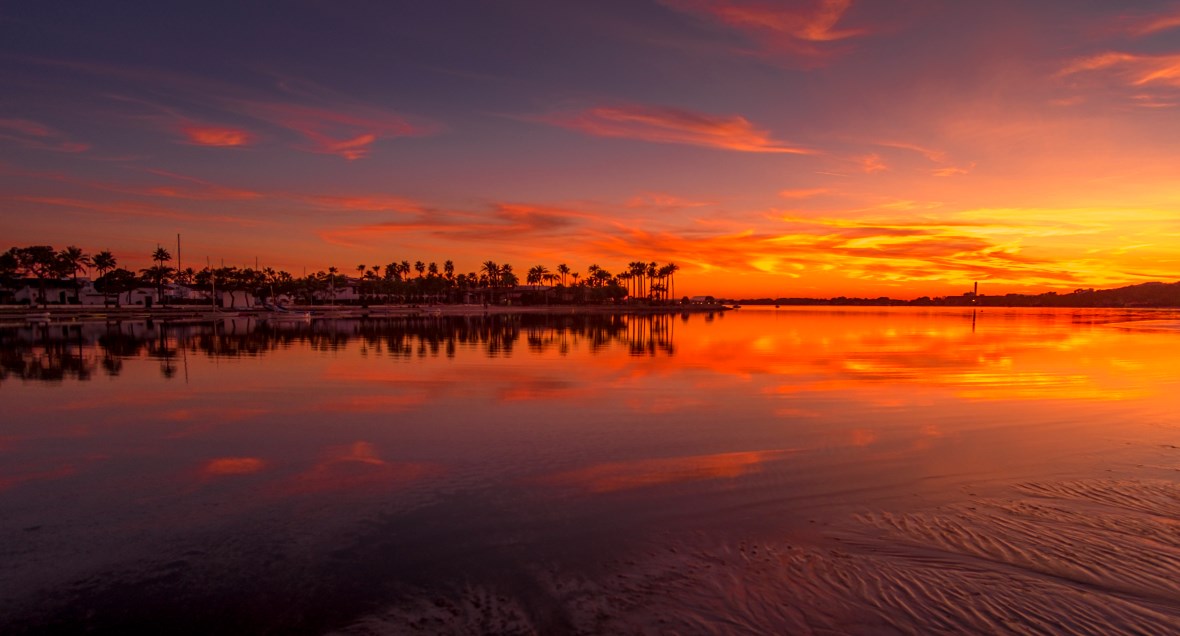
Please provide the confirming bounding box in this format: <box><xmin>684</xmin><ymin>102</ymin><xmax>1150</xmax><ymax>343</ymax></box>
<box><xmin>333</xmin><ymin>478</ymin><xmax>1180</xmax><ymax>634</ymax></box>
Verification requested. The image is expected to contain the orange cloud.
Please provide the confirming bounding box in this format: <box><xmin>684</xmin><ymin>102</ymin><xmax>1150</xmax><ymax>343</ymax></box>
<box><xmin>181</xmin><ymin>124</ymin><xmax>254</xmax><ymax>147</ymax></box>
<box><xmin>626</xmin><ymin>192</ymin><xmax>713</xmax><ymax>208</ymax></box>
<box><xmin>9</xmin><ymin>195</ymin><xmax>268</xmax><ymax>227</ymax></box>
<box><xmin>932</xmin><ymin>163</ymin><xmax>974</xmax><ymax>177</ymax></box>
<box><xmin>317</xmin><ymin>201</ymin><xmax>593</xmax><ymax>248</ymax></box>
<box><xmin>661</xmin><ymin>0</ymin><xmax>868</xmax><ymax>60</ymax></box>
<box><xmin>712</xmin><ymin>0</ymin><xmax>863</xmax><ymax>41</ymax></box>
<box><xmin>302</xmin><ymin>194</ymin><xmax>424</xmax><ymax>213</ymax></box>
<box><xmin>235</xmin><ymin>101</ymin><xmax>435</xmax><ymax>160</ymax></box>
<box><xmin>779</xmin><ymin>187</ymin><xmax>828</xmax><ymax>199</ymax></box>
<box><xmin>858</xmin><ymin>153</ymin><xmax>887</xmax><ymax>173</ymax></box>
<box><xmin>1132</xmin><ymin>12</ymin><xmax>1180</xmax><ymax>36</ymax></box>
<box><xmin>540</xmin><ymin>104</ymin><xmax>811</xmax><ymax>154</ymax></box>
<box><xmin>0</xmin><ymin>118</ymin><xmax>90</xmax><ymax>153</ymax></box>
<box><xmin>1059</xmin><ymin>51</ymin><xmax>1180</xmax><ymax>95</ymax></box>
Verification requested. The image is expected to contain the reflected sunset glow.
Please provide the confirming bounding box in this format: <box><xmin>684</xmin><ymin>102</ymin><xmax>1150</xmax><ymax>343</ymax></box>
<box><xmin>3</xmin><ymin>2</ymin><xmax>1180</xmax><ymax>298</ymax></box>
<box><xmin>3</xmin><ymin>310</ymin><xmax>1180</xmax><ymax>631</ymax></box>
<box><xmin>535</xmin><ymin>450</ymin><xmax>795</xmax><ymax>494</ymax></box>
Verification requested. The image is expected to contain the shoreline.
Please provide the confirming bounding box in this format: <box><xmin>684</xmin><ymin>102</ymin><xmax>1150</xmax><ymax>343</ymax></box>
<box><xmin>0</xmin><ymin>302</ymin><xmax>732</xmax><ymax>324</ymax></box>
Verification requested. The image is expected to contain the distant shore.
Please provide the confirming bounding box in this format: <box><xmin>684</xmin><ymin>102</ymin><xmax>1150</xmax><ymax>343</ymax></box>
<box><xmin>0</xmin><ymin>303</ymin><xmax>732</xmax><ymax>323</ymax></box>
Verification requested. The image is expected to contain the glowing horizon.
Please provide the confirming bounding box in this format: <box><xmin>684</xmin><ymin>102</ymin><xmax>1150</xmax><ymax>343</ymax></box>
<box><xmin>2</xmin><ymin>1</ymin><xmax>1179</xmax><ymax>299</ymax></box>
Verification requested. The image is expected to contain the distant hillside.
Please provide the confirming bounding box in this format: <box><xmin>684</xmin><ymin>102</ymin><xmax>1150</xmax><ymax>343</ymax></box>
<box><xmin>732</xmin><ymin>281</ymin><xmax>1180</xmax><ymax>308</ymax></box>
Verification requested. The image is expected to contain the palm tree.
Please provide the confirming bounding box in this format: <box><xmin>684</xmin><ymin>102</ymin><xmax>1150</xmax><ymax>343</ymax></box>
<box><xmin>664</xmin><ymin>262</ymin><xmax>680</xmax><ymax>303</ymax></box>
<box><xmin>327</xmin><ymin>266</ymin><xmax>339</xmax><ymax>304</ymax></box>
<box><xmin>149</xmin><ymin>246</ymin><xmax>173</xmax><ymax>304</ymax></box>
<box><xmin>414</xmin><ymin>260</ymin><xmax>426</xmax><ymax>278</ymax></box>
<box><xmin>587</xmin><ymin>264</ymin><xmax>601</xmax><ymax>287</ymax></box>
<box><xmin>92</xmin><ymin>250</ymin><xmax>117</xmax><ymax>277</ymax></box>
<box><xmin>481</xmin><ymin>261</ymin><xmax>500</xmax><ymax>287</ymax></box>
<box><xmin>57</xmin><ymin>245</ymin><xmax>91</xmax><ymax>303</ymax></box>
<box><xmin>527</xmin><ymin>264</ymin><xmax>549</xmax><ymax>285</ymax></box>
<box><xmin>629</xmin><ymin>261</ymin><xmax>647</xmax><ymax>299</ymax></box>
<box><xmin>500</xmin><ymin>263</ymin><xmax>518</xmax><ymax>287</ymax></box>
<box><xmin>140</xmin><ymin>264</ymin><xmax>174</xmax><ymax>304</ymax></box>
<box><xmin>557</xmin><ymin>263</ymin><xmax>570</xmax><ymax>286</ymax></box>
<box><xmin>651</xmin><ymin>260</ymin><xmax>660</xmax><ymax>300</ymax></box>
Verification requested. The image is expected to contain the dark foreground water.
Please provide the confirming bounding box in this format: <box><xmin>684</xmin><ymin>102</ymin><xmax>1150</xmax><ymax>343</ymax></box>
<box><xmin>2</xmin><ymin>307</ymin><xmax>1179</xmax><ymax>634</ymax></box>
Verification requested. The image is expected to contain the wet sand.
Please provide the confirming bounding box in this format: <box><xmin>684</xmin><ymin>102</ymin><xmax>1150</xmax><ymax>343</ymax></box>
<box><xmin>330</xmin><ymin>476</ymin><xmax>1180</xmax><ymax>635</ymax></box>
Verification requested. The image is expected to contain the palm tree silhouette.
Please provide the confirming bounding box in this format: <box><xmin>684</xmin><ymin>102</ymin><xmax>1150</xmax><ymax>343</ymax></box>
<box><xmin>57</xmin><ymin>245</ymin><xmax>91</xmax><ymax>303</ymax></box>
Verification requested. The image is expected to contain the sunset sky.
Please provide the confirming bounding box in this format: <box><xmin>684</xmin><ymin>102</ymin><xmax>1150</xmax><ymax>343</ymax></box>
<box><xmin>2</xmin><ymin>1</ymin><xmax>1180</xmax><ymax>298</ymax></box>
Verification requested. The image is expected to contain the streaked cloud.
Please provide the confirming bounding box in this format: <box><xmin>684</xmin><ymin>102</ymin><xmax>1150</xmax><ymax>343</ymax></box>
<box><xmin>0</xmin><ymin>118</ymin><xmax>90</xmax><ymax>153</ymax></box>
<box><xmin>626</xmin><ymin>192</ymin><xmax>713</xmax><ymax>208</ymax></box>
<box><xmin>1131</xmin><ymin>11</ymin><xmax>1180</xmax><ymax>36</ymax></box>
<box><xmin>539</xmin><ymin>104</ymin><xmax>811</xmax><ymax>154</ymax></box>
<box><xmin>233</xmin><ymin>101</ymin><xmax>434</xmax><ymax>160</ymax></box>
<box><xmin>180</xmin><ymin>124</ymin><xmax>254</xmax><ymax>147</ymax></box>
<box><xmin>858</xmin><ymin>153</ymin><xmax>887</xmax><ymax>173</ymax></box>
<box><xmin>202</xmin><ymin>457</ymin><xmax>266</xmax><ymax>476</ymax></box>
<box><xmin>778</xmin><ymin>188</ymin><xmax>828</xmax><ymax>199</ymax></box>
<box><xmin>1059</xmin><ymin>51</ymin><xmax>1180</xmax><ymax>96</ymax></box>
<box><xmin>661</xmin><ymin>0</ymin><xmax>868</xmax><ymax>60</ymax></box>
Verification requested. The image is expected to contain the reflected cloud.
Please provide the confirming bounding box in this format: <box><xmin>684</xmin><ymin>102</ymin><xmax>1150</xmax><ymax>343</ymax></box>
<box><xmin>202</xmin><ymin>457</ymin><xmax>266</xmax><ymax>476</ymax></box>
<box><xmin>282</xmin><ymin>441</ymin><xmax>441</xmax><ymax>494</ymax></box>
<box><xmin>312</xmin><ymin>394</ymin><xmax>428</xmax><ymax>413</ymax></box>
<box><xmin>534</xmin><ymin>449</ymin><xmax>794</xmax><ymax>494</ymax></box>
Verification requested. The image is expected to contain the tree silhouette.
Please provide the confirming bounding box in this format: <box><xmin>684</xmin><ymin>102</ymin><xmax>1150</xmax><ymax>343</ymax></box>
<box><xmin>57</xmin><ymin>246</ymin><xmax>91</xmax><ymax>303</ymax></box>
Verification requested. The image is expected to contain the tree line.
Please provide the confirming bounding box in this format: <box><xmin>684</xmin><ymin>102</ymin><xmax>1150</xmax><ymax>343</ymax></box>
<box><xmin>1</xmin><ymin>244</ymin><xmax>684</xmax><ymax>307</ymax></box>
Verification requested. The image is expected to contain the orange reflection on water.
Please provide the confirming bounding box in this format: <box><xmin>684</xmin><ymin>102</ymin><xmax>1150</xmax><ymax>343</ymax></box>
<box><xmin>0</xmin><ymin>463</ymin><xmax>79</xmax><ymax>492</ymax></box>
<box><xmin>282</xmin><ymin>441</ymin><xmax>441</xmax><ymax>495</ymax></box>
<box><xmin>312</xmin><ymin>394</ymin><xmax>428</xmax><ymax>413</ymax></box>
<box><xmin>649</xmin><ymin>309</ymin><xmax>1170</xmax><ymax>404</ymax></box>
<box><xmin>536</xmin><ymin>450</ymin><xmax>794</xmax><ymax>494</ymax></box>
<box><xmin>202</xmin><ymin>457</ymin><xmax>266</xmax><ymax>476</ymax></box>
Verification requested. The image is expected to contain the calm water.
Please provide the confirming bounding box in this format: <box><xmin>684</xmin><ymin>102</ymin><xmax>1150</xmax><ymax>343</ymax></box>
<box><xmin>3</xmin><ymin>307</ymin><xmax>1180</xmax><ymax>634</ymax></box>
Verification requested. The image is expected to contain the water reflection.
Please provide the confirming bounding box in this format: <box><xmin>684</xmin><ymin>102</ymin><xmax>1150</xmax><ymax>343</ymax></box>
<box><xmin>4</xmin><ymin>308</ymin><xmax>1180</xmax><ymax>633</ymax></box>
<box><xmin>0</xmin><ymin>313</ymin><xmax>681</xmax><ymax>383</ymax></box>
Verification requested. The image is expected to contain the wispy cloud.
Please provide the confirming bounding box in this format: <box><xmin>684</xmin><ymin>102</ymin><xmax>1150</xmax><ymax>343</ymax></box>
<box><xmin>661</xmin><ymin>0</ymin><xmax>868</xmax><ymax>61</ymax></box>
<box><xmin>300</xmin><ymin>194</ymin><xmax>424</xmax><ymax>213</ymax></box>
<box><xmin>0</xmin><ymin>164</ymin><xmax>261</xmax><ymax>201</ymax></box>
<box><xmin>539</xmin><ymin>104</ymin><xmax>811</xmax><ymax>154</ymax></box>
<box><xmin>1131</xmin><ymin>11</ymin><xmax>1180</xmax><ymax>36</ymax></box>
<box><xmin>8</xmin><ymin>195</ymin><xmax>267</xmax><ymax>227</ymax></box>
<box><xmin>1059</xmin><ymin>51</ymin><xmax>1180</xmax><ymax>103</ymax></box>
<box><xmin>626</xmin><ymin>192</ymin><xmax>713</xmax><ymax>208</ymax></box>
<box><xmin>778</xmin><ymin>187</ymin><xmax>828</xmax><ymax>199</ymax></box>
<box><xmin>180</xmin><ymin>124</ymin><xmax>254</xmax><ymax>147</ymax></box>
<box><xmin>317</xmin><ymin>201</ymin><xmax>595</xmax><ymax>248</ymax></box>
<box><xmin>231</xmin><ymin>101</ymin><xmax>434</xmax><ymax>160</ymax></box>
<box><xmin>858</xmin><ymin>153</ymin><xmax>886</xmax><ymax>173</ymax></box>
<box><xmin>20</xmin><ymin>57</ymin><xmax>439</xmax><ymax>159</ymax></box>
<box><xmin>0</xmin><ymin>118</ymin><xmax>90</xmax><ymax>153</ymax></box>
